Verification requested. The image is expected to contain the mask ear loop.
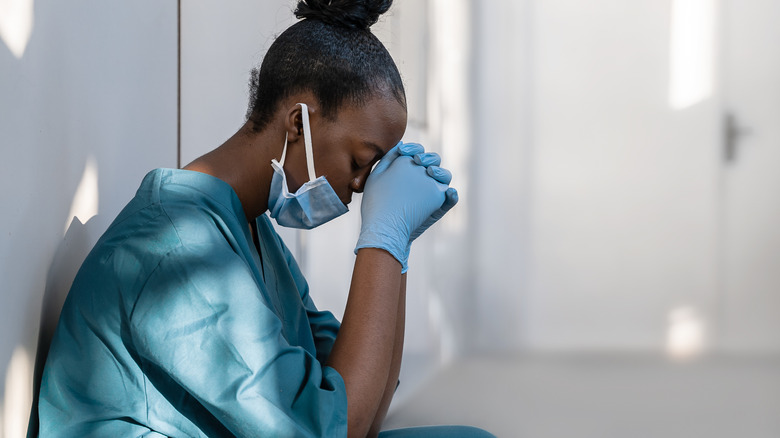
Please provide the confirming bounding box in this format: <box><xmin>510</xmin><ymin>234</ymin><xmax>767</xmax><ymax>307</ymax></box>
<box><xmin>279</xmin><ymin>134</ymin><xmax>288</xmax><ymax>166</ymax></box>
<box><xmin>298</xmin><ymin>103</ymin><xmax>318</xmax><ymax>182</ymax></box>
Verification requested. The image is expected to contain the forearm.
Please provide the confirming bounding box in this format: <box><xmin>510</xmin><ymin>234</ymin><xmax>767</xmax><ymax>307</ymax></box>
<box><xmin>327</xmin><ymin>248</ymin><xmax>403</xmax><ymax>438</ymax></box>
<box><xmin>368</xmin><ymin>273</ymin><xmax>406</xmax><ymax>437</ymax></box>
<box><xmin>340</xmin><ymin>141</ymin><xmax>456</xmax><ymax>436</ymax></box>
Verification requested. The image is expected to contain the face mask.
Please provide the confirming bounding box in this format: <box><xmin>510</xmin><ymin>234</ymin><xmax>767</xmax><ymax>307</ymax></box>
<box><xmin>267</xmin><ymin>103</ymin><xmax>348</xmax><ymax>229</ymax></box>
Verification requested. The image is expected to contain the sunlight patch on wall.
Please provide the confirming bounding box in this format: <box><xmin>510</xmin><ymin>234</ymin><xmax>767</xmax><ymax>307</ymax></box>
<box><xmin>668</xmin><ymin>0</ymin><xmax>716</xmax><ymax>110</ymax></box>
<box><xmin>0</xmin><ymin>0</ymin><xmax>34</xmax><ymax>59</ymax></box>
<box><xmin>431</xmin><ymin>0</ymin><xmax>470</xmax><ymax>235</ymax></box>
<box><xmin>65</xmin><ymin>156</ymin><xmax>99</xmax><ymax>235</ymax></box>
<box><xmin>666</xmin><ymin>306</ymin><xmax>707</xmax><ymax>360</ymax></box>
<box><xmin>428</xmin><ymin>290</ymin><xmax>455</xmax><ymax>364</ymax></box>
<box><xmin>3</xmin><ymin>346</ymin><xmax>32</xmax><ymax>438</ymax></box>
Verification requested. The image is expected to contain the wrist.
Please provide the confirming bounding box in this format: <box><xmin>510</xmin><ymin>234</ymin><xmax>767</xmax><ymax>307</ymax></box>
<box><xmin>354</xmin><ymin>234</ymin><xmax>408</xmax><ymax>272</ymax></box>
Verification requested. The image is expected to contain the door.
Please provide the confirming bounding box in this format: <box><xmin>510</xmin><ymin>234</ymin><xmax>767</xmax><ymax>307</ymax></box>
<box><xmin>718</xmin><ymin>0</ymin><xmax>780</xmax><ymax>352</ymax></box>
<box><xmin>526</xmin><ymin>0</ymin><xmax>722</xmax><ymax>352</ymax></box>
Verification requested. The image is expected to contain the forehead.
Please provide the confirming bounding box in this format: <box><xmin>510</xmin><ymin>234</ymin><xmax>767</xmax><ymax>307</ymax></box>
<box><xmin>329</xmin><ymin>94</ymin><xmax>408</xmax><ymax>152</ymax></box>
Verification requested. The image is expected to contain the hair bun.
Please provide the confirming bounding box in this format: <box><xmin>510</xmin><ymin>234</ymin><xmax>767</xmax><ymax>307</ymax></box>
<box><xmin>295</xmin><ymin>0</ymin><xmax>393</xmax><ymax>30</ymax></box>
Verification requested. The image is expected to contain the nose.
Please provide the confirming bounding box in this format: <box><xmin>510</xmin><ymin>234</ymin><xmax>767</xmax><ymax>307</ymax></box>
<box><xmin>350</xmin><ymin>175</ymin><xmax>365</xmax><ymax>193</ymax></box>
<box><xmin>350</xmin><ymin>170</ymin><xmax>370</xmax><ymax>194</ymax></box>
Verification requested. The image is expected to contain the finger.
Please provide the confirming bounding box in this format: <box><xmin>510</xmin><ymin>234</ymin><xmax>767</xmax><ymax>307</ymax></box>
<box><xmin>398</xmin><ymin>142</ymin><xmax>425</xmax><ymax>156</ymax></box>
<box><xmin>371</xmin><ymin>142</ymin><xmax>402</xmax><ymax>175</ymax></box>
<box><xmin>442</xmin><ymin>187</ymin><xmax>459</xmax><ymax>210</ymax></box>
<box><xmin>410</xmin><ymin>187</ymin><xmax>458</xmax><ymax>243</ymax></box>
<box><xmin>412</xmin><ymin>152</ymin><xmax>441</xmax><ymax>168</ymax></box>
<box><xmin>426</xmin><ymin>166</ymin><xmax>452</xmax><ymax>185</ymax></box>
<box><xmin>426</xmin><ymin>187</ymin><xmax>458</xmax><ymax>227</ymax></box>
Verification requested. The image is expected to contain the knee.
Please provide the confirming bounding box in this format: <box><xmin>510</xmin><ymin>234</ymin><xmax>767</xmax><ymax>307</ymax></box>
<box><xmin>379</xmin><ymin>425</ymin><xmax>496</xmax><ymax>438</ymax></box>
<box><xmin>446</xmin><ymin>425</ymin><xmax>496</xmax><ymax>438</ymax></box>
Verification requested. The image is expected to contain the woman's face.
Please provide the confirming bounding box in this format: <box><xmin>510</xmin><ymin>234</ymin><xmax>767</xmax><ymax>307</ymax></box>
<box><xmin>283</xmin><ymin>94</ymin><xmax>408</xmax><ymax>206</ymax></box>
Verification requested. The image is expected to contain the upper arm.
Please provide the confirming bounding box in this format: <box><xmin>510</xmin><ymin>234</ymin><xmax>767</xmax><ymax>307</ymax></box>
<box><xmin>275</xmin><ymin>231</ymin><xmax>342</xmax><ymax>363</ymax></box>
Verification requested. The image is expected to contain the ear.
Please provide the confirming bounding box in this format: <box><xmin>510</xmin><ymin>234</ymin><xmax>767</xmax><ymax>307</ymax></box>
<box><xmin>283</xmin><ymin>104</ymin><xmax>304</xmax><ymax>144</ymax></box>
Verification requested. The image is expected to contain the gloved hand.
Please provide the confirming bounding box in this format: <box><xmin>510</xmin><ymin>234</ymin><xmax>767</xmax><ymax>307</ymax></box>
<box><xmin>407</xmin><ymin>147</ymin><xmax>459</xmax><ymax>251</ymax></box>
<box><xmin>355</xmin><ymin>142</ymin><xmax>457</xmax><ymax>272</ymax></box>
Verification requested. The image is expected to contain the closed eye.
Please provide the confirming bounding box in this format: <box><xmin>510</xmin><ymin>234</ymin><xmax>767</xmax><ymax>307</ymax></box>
<box><xmin>353</xmin><ymin>154</ymin><xmax>378</xmax><ymax>171</ymax></box>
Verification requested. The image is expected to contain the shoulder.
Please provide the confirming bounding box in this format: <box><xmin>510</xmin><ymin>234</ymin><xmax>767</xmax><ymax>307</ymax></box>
<box><xmin>76</xmin><ymin>169</ymin><xmax>252</xmax><ymax>304</ymax></box>
<box><xmin>132</xmin><ymin>168</ymin><xmax>250</xmax><ymax>251</ymax></box>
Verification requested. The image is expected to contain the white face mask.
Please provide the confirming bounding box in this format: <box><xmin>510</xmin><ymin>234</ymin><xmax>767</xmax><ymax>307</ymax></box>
<box><xmin>266</xmin><ymin>103</ymin><xmax>348</xmax><ymax>229</ymax></box>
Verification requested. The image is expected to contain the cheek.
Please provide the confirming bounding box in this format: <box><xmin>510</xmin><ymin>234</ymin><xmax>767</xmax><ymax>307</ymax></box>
<box><xmin>319</xmin><ymin>158</ymin><xmax>353</xmax><ymax>195</ymax></box>
<box><xmin>325</xmin><ymin>153</ymin><xmax>356</xmax><ymax>185</ymax></box>
<box><xmin>283</xmin><ymin>148</ymin><xmax>309</xmax><ymax>191</ymax></box>
<box><xmin>315</xmin><ymin>139</ymin><xmax>358</xmax><ymax>192</ymax></box>
<box><xmin>335</xmin><ymin>171</ymin><xmax>357</xmax><ymax>194</ymax></box>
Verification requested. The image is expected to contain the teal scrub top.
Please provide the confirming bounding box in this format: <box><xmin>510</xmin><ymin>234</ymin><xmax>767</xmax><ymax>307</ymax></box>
<box><xmin>38</xmin><ymin>169</ymin><xmax>347</xmax><ymax>437</ymax></box>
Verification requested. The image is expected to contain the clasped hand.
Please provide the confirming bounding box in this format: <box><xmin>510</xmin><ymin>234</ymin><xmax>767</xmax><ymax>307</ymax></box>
<box><xmin>355</xmin><ymin>142</ymin><xmax>458</xmax><ymax>272</ymax></box>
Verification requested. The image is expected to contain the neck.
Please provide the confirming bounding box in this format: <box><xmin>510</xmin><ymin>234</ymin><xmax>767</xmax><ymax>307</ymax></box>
<box><xmin>184</xmin><ymin>121</ymin><xmax>283</xmax><ymax>222</ymax></box>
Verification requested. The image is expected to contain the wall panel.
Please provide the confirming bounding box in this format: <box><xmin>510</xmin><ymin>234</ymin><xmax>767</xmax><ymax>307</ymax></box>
<box><xmin>0</xmin><ymin>1</ymin><xmax>177</xmax><ymax>434</ymax></box>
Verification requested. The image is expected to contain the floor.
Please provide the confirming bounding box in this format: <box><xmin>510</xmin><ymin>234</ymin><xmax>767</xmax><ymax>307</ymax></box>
<box><xmin>383</xmin><ymin>353</ymin><xmax>780</xmax><ymax>438</ymax></box>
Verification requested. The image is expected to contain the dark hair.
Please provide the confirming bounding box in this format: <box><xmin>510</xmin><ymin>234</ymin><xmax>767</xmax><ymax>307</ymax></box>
<box><xmin>246</xmin><ymin>0</ymin><xmax>406</xmax><ymax>131</ymax></box>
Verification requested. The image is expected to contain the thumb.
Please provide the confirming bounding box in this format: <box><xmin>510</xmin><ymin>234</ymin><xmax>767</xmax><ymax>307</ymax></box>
<box><xmin>442</xmin><ymin>187</ymin><xmax>459</xmax><ymax>211</ymax></box>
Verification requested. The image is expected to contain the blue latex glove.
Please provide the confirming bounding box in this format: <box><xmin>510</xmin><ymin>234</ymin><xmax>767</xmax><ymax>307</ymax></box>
<box><xmin>355</xmin><ymin>142</ymin><xmax>456</xmax><ymax>272</ymax></box>
<box><xmin>408</xmin><ymin>150</ymin><xmax>459</xmax><ymax>250</ymax></box>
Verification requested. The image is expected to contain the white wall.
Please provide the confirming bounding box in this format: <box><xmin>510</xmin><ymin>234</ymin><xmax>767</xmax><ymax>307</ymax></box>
<box><xmin>470</xmin><ymin>0</ymin><xmax>780</xmax><ymax>355</ymax></box>
<box><xmin>0</xmin><ymin>1</ymin><xmax>177</xmax><ymax>435</ymax></box>
<box><xmin>180</xmin><ymin>0</ymin><xmax>296</xmax><ymax>166</ymax></box>
<box><xmin>471</xmin><ymin>0</ymin><xmax>535</xmax><ymax>352</ymax></box>
<box><xmin>525</xmin><ymin>0</ymin><xmax>721</xmax><ymax>352</ymax></box>
<box><xmin>718</xmin><ymin>0</ymin><xmax>780</xmax><ymax>352</ymax></box>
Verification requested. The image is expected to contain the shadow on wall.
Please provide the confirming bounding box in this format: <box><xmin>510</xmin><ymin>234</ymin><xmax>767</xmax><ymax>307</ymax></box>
<box><xmin>1</xmin><ymin>0</ymin><xmax>177</xmax><ymax>435</ymax></box>
<box><xmin>1</xmin><ymin>3</ymin><xmax>100</xmax><ymax>430</ymax></box>
<box><xmin>26</xmin><ymin>216</ymin><xmax>101</xmax><ymax>436</ymax></box>
<box><xmin>1</xmin><ymin>0</ymin><xmax>96</xmax><ymax>417</ymax></box>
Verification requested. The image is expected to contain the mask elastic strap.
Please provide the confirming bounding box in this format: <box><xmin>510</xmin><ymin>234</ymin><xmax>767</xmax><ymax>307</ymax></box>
<box><xmin>299</xmin><ymin>103</ymin><xmax>318</xmax><ymax>181</ymax></box>
<box><xmin>279</xmin><ymin>134</ymin><xmax>288</xmax><ymax>166</ymax></box>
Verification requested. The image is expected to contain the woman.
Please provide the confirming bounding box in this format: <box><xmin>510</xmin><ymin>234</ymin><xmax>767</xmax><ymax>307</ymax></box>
<box><xmin>36</xmin><ymin>1</ymin><xmax>492</xmax><ymax>437</ymax></box>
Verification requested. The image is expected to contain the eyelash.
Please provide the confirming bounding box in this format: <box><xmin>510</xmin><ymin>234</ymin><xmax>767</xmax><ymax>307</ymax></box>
<box><xmin>353</xmin><ymin>153</ymin><xmax>380</xmax><ymax>172</ymax></box>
